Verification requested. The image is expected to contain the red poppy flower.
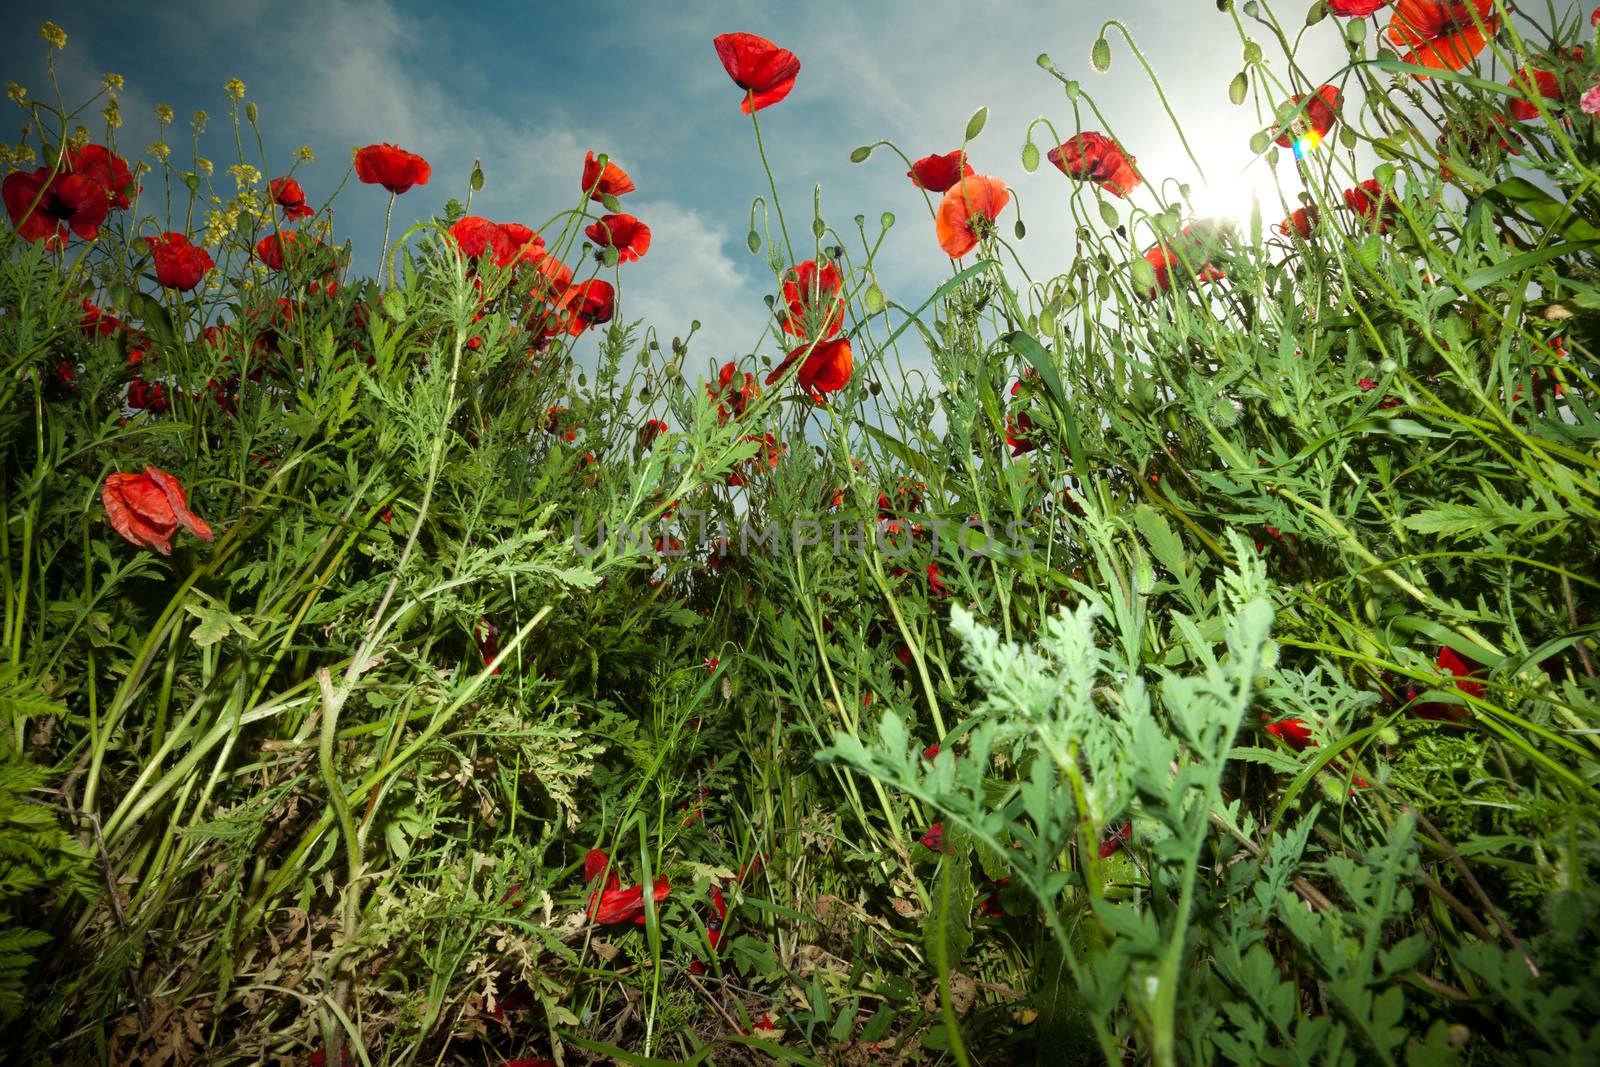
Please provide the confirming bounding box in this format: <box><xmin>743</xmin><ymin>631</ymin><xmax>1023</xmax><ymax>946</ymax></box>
<box><xmin>1047</xmin><ymin>132</ymin><xmax>1140</xmax><ymax>197</ymax></box>
<box><xmin>779</xmin><ymin>259</ymin><xmax>845</xmax><ymax>341</ymax></box>
<box><xmin>935</xmin><ymin>175</ymin><xmax>1010</xmax><ymax>258</ymax></box>
<box><xmin>907</xmin><ymin>150</ymin><xmax>974</xmax><ymax>192</ymax></box>
<box><xmin>1277</xmin><ymin>205</ymin><xmax>1320</xmax><ymax>239</ymax></box>
<box><xmin>1264</xmin><ymin>716</ymin><xmax>1314</xmax><ymax>751</ymax></box>
<box><xmin>544</xmin><ymin>405</ymin><xmax>577</xmax><ymax>442</ymax></box>
<box><xmin>585</xmin><ymin>213</ymin><xmax>651</xmax><ymax>263</ymax></box>
<box><xmin>637</xmin><ymin>419</ymin><xmax>669</xmax><ymax>447</ymax></box>
<box><xmin>308</xmin><ymin>1047</ymin><xmax>354</xmax><ymax>1067</ymax></box>
<box><xmin>1098</xmin><ymin>823</ymin><xmax>1132</xmax><ymax>858</ymax></box>
<box><xmin>476</xmin><ymin>617</ymin><xmax>501</xmax><ymax>674</ymax></box>
<box><xmin>1344</xmin><ymin>178</ymin><xmax>1401</xmax><ymax>234</ymax></box>
<box><xmin>450</xmin><ymin>216</ymin><xmax>544</xmax><ymax>269</ymax></box>
<box><xmin>583</xmin><ymin>848</ymin><xmax>670</xmax><ymax>925</ymax></box>
<box><xmin>1138</xmin><ymin>226</ymin><xmax>1226</xmax><ymax>298</ymax></box>
<box><xmin>102</xmin><ymin>467</ymin><xmax>214</xmax><ymax>556</ymax></box>
<box><xmin>1411</xmin><ymin>646</ymin><xmax>1482</xmax><ymax>721</ymax></box>
<box><xmin>918</xmin><ymin>823</ymin><xmax>945</xmax><ymax>852</ymax></box>
<box><xmin>1005</xmin><ymin>409</ymin><xmax>1040</xmax><ymax>456</ymax></box>
<box><xmin>1387</xmin><ymin>0</ymin><xmax>1498</xmax><ymax>74</ymax></box>
<box><xmin>126</xmin><ymin>380</ymin><xmax>169</xmax><ymax>414</ymax></box>
<box><xmin>764</xmin><ymin>335</ymin><xmax>853</xmax><ymax>403</ymax></box>
<box><xmin>257</xmin><ymin>230</ymin><xmax>330</xmax><ymax>274</ymax></box>
<box><xmin>353</xmin><ymin>143</ymin><xmax>432</xmax><ymax>194</ymax></box>
<box><xmin>708</xmin><ymin>361</ymin><xmax>760</xmax><ymax>423</ymax></box>
<box><xmin>149</xmin><ymin>231</ymin><xmax>214</xmax><ymax>292</ymax></box>
<box><xmin>559</xmin><ymin>279</ymin><xmax>616</xmax><ymax>335</ymax></box>
<box><xmin>496</xmin><ymin>222</ymin><xmax>545</xmax><ymax>268</ymax></box>
<box><xmin>728</xmin><ymin>433</ymin><xmax>784</xmax><ymax>487</ymax></box>
<box><xmin>527</xmin><ymin>257</ymin><xmax>577</xmax><ymax>336</ymax></box>
<box><xmin>69</xmin><ymin>144</ymin><xmax>135</xmax><ymax>210</ymax></box>
<box><xmin>1507</xmin><ymin>66</ymin><xmax>1561</xmax><ymax>121</ymax></box>
<box><xmin>581</xmin><ymin>151</ymin><xmax>635</xmax><ymax>201</ymax></box>
<box><xmin>712</xmin><ymin>32</ymin><xmax>801</xmax><ymax>113</ymax></box>
<box><xmin>1328</xmin><ymin>0</ymin><xmax>1390</xmax><ymax>14</ymax></box>
<box><xmin>1273</xmin><ymin>85</ymin><xmax>1342</xmax><ymax>148</ymax></box>
<box><xmin>3</xmin><ymin>168</ymin><xmax>110</xmax><ymax>243</ymax></box>
<box><xmin>926</xmin><ymin>562</ymin><xmax>948</xmax><ymax>599</ymax></box>
<box><xmin>923</xmin><ymin>743</ymin><xmax>941</xmax><ymax>760</ymax></box>
<box><xmin>270</xmin><ymin>176</ymin><xmax>314</xmax><ymax>220</ymax></box>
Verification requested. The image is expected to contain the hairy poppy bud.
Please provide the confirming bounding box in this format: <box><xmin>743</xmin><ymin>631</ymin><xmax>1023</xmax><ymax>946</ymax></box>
<box><xmin>1091</xmin><ymin>37</ymin><xmax>1112</xmax><ymax>72</ymax></box>
<box><xmin>964</xmin><ymin>106</ymin><xmax>988</xmax><ymax>141</ymax></box>
<box><xmin>849</xmin><ymin>144</ymin><xmax>872</xmax><ymax>163</ymax></box>
<box><xmin>1021</xmin><ymin>141</ymin><xmax>1040</xmax><ymax>171</ymax></box>
<box><xmin>1229</xmin><ymin>71</ymin><xmax>1248</xmax><ymax>104</ymax></box>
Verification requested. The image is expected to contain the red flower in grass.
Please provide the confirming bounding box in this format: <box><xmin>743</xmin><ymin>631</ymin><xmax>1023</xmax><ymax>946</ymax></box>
<box><xmin>637</xmin><ymin>419</ymin><xmax>669</xmax><ymax>447</ymax></box>
<box><xmin>149</xmin><ymin>232</ymin><xmax>214</xmax><ymax>292</ymax></box>
<box><xmin>708</xmin><ymin>361</ymin><xmax>760</xmax><ymax>423</ymax></box>
<box><xmin>560</xmin><ymin>279</ymin><xmax>616</xmax><ymax>335</ymax></box>
<box><xmin>69</xmin><ymin>144</ymin><xmax>135</xmax><ymax>209</ymax></box>
<box><xmin>451</xmin><ymin>216</ymin><xmax>547</xmax><ymax>269</ymax></box>
<box><xmin>1047</xmin><ymin>132</ymin><xmax>1140</xmax><ymax>197</ymax></box>
<box><xmin>1328</xmin><ymin>0</ymin><xmax>1390</xmax><ymax>14</ymax></box>
<box><xmin>476</xmin><ymin>617</ymin><xmax>501</xmax><ymax>674</ymax></box>
<box><xmin>584</xmin><ymin>848</ymin><xmax>670</xmax><ymax>925</ymax></box>
<box><xmin>923</xmin><ymin>743</ymin><xmax>941</xmax><ymax>760</ymax></box>
<box><xmin>918</xmin><ymin>823</ymin><xmax>945</xmax><ymax>852</ymax></box>
<box><xmin>1264</xmin><ymin>716</ymin><xmax>1314</xmax><ymax>751</ymax></box>
<box><xmin>907</xmin><ymin>150</ymin><xmax>974</xmax><ymax>192</ymax></box>
<box><xmin>1506</xmin><ymin>66</ymin><xmax>1562</xmax><ymax>122</ymax></box>
<box><xmin>254</xmin><ymin>231</ymin><xmax>331</xmax><ymax>273</ymax></box>
<box><xmin>1273</xmin><ymin>85</ymin><xmax>1342</xmax><ymax>148</ymax></box>
<box><xmin>270</xmin><ymin>176</ymin><xmax>314</xmax><ymax>220</ymax></box>
<box><xmin>3</xmin><ymin>168</ymin><xmax>109</xmax><ymax>243</ymax></box>
<box><xmin>1344</xmin><ymin>178</ymin><xmax>1401</xmax><ymax>234</ymax></box>
<box><xmin>585</xmin><ymin>213</ymin><xmax>651</xmax><ymax>263</ymax></box>
<box><xmin>1387</xmin><ymin>0</ymin><xmax>1498</xmax><ymax>75</ymax></box>
<box><xmin>308</xmin><ymin>1047</ymin><xmax>354</xmax><ymax>1067</ymax></box>
<box><xmin>353</xmin><ymin>143</ymin><xmax>431</xmax><ymax>194</ymax></box>
<box><xmin>1138</xmin><ymin>227</ymin><xmax>1226</xmax><ymax>298</ymax></box>
<box><xmin>689</xmin><ymin>885</ymin><xmax>730</xmax><ymax>974</ymax></box>
<box><xmin>1412</xmin><ymin>646</ymin><xmax>1483</xmax><ymax>722</ymax></box>
<box><xmin>765</xmin><ymin>335</ymin><xmax>853</xmax><ymax>403</ymax></box>
<box><xmin>1277</xmin><ymin>205</ymin><xmax>1320</xmax><ymax>239</ymax></box>
<box><xmin>102</xmin><ymin>467</ymin><xmax>214</xmax><ymax>556</ymax></box>
<box><xmin>581</xmin><ymin>151</ymin><xmax>635</xmax><ymax>201</ymax></box>
<box><xmin>126</xmin><ymin>380</ymin><xmax>169</xmax><ymax>415</ymax></box>
<box><xmin>1098</xmin><ymin>823</ymin><xmax>1132</xmax><ymax>859</ymax></box>
<box><xmin>936</xmin><ymin>175</ymin><xmax>1010</xmax><ymax>258</ymax></box>
<box><xmin>81</xmin><ymin>299</ymin><xmax>124</xmax><ymax>338</ymax></box>
<box><xmin>728</xmin><ymin>433</ymin><xmax>784</xmax><ymax>487</ymax></box>
<box><xmin>780</xmin><ymin>259</ymin><xmax>845</xmax><ymax>341</ymax></box>
<box><xmin>1006</xmin><ymin>409</ymin><xmax>1041</xmax><ymax>456</ymax></box>
<box><xmin>713</xmin><ymin>32</ymin><xmax>801</xmax><ymax>113</ymax></box>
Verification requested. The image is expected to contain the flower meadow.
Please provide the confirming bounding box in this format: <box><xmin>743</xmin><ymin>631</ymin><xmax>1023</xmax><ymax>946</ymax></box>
<box><xmin>2</xmin><ymin>2</ymin><xmax>1600</xmax><ymax>1063</ymax></box>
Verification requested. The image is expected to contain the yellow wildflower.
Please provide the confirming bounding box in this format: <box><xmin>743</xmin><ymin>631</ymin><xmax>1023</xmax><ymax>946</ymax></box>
<box><xmin>102</xmin><ymin>101</ymin><xmax>121</xmax><ymax>129</ymax></box>
<box><xmin>155</xmin><ymin>103</ymin><xmax>173</xmax><ymax>125</ymax></box>
<box><xmin>223</xmin><ymin>78</ymin><xmax>246</xmax><ymax>102</ymax></box>
<box><xmin>39</xmin><ymin>22</ymin><xmax>67</xmax><ymax>49</ymax></box>
<box><xmin>196</xmin><ymin>157</ymin><xmax>213</xmax><ymax>176</ymax></box>
<box><xmin>6</xmin><ymin>83</ymin><xmax>26</xmax><ymax>106</ymax></box>
<box><xmin>192</xmin><ymin>109</ymin><xmax>209</xmax><ymax>133</ymax></box>
<box><xmin>147</xmin><ymin>140</ymin><xmax>170</xmax><ymax>163</ymax></box>
<box><xmin>102</xmin><ymin>73</ymin><xmax>124</xmax><ymax>93</ymax></box>
<box><xmin>227</xmin><ymin>163</ymin><xmax>261</xmax><ymax>189</ymax></box>
<box><xmin>295</xmin><ymin>145</ymin><xmax>315</xmax><ymax>163</ymax></box>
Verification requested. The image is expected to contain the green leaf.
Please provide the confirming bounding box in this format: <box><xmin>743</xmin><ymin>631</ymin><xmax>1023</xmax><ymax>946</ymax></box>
<box><xmin>1459</xmin><ymin>241</ymin><xmax>1600</xmax><ymax>292</ymax></box>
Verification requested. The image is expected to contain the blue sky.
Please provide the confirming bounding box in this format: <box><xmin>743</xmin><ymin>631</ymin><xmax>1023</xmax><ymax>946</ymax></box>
<box><xmin>1</xmin><ymin>0</ymin><xmax>1352</xmax><ymax>363</ymax></box>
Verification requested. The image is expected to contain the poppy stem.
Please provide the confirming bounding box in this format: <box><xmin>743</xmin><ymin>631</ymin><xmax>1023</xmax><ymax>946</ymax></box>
<box><xmin>747</xmin><ymin>111</ymin><xmax>795</xmax><ymax>266</ymax></box>
<box><xmin>378</xmin><ymin>191</ymin><xmax>395</xmax><ymax>287</ymax></box>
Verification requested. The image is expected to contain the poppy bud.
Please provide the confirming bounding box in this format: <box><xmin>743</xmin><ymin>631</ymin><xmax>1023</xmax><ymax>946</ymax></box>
<box><xmin>1242</xmin><ymin>40</ymin><xmax>1262</xmax><ymax>63</ymax></box>
<box><xmin>1306</xmin><ymin>1</ymin><xmax>1327</xmax><ymax>25</ymax></box>
<box><xmin>747</xmin><ymin>230</ymin><xmax>760</xmax><ymax>254</ymax></box>
<box><xmin>964</xmin><ymin>106</ymin><xmax>988</xmax><ymax>141</ymax></box>
<box><xmin>849</xmin><ymin>144</ymin><xmax>873</xmax><ymax>163</ymax></box>
<box><xmin>880</xmin><ymin>211</ymin><xmax>894</xmax><ymax>230</ymax></box>
<box><xmin>1091</xmin><ymin>37</ymin><xmax>1112</xmax><ymax>72</ymax></box>
<box><xmin>1229</xmin><ymin>71</ymin><xmax>1248</xmax><ymax>104</ymax></box>
<box><xmin>1021</xmin><ymin>141</ymin><xmax>1040</xmax><ymax>171</ymax></box>
<box><xmin>1036</xmin><ymin>52</ymin><xmax>1055</xmax><ymax>70</ymax></box>
<box><xmin>470</xmin><ymin>160</ymin><xmax>484</xmax><ymax>191</ymax></box>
